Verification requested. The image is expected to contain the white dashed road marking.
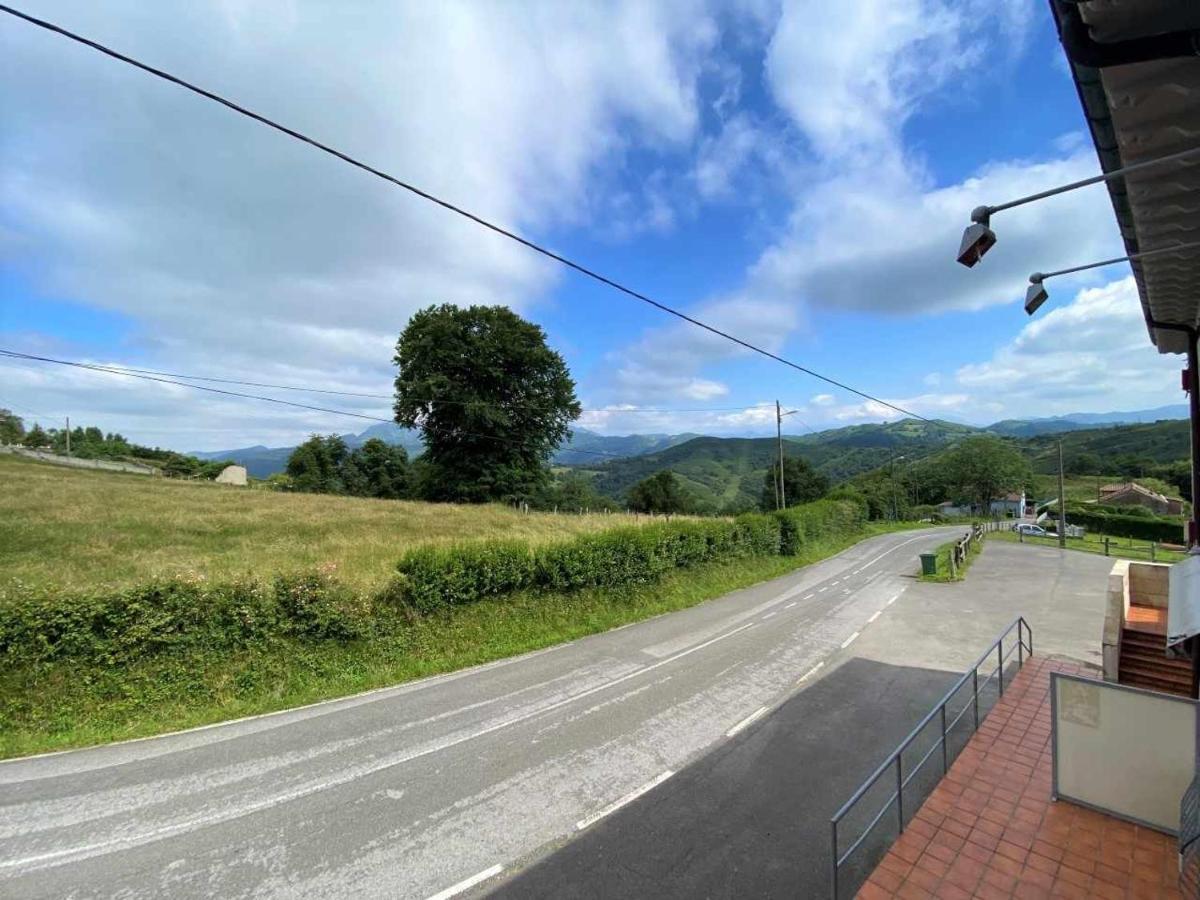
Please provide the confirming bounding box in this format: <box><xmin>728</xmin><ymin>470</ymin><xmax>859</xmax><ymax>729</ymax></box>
<box><xmin>425</xmin><ymin>864</ymin><xmax>504</xmax><ymax>900</ymax></box>
<box><xmin>840</xmin><ymin>632</ymin><xmax>860</xmax><ymax>649</ymax></box>
<box><xmin>575</xmin><ymin>771</ymin><xmax>675</xmax><ymax>830</ymax></box>
<box><xmin>799</xmin><ymin>662</ymin><xmax>824</xmax><ymax>683</ymax></box>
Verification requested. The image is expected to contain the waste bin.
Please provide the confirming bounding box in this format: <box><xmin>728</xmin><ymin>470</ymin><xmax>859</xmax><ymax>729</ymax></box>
<box><xmin>919</xmin><ymin>552</ymin><xmax>937</xmax><ymax>576</ymax></box>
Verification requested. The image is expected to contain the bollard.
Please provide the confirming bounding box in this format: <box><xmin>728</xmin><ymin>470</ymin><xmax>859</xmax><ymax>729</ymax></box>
<box><xmin>1104</xmin><ymin>537</ymin><xmax>1109</xmax><ymax>556</ymax></box>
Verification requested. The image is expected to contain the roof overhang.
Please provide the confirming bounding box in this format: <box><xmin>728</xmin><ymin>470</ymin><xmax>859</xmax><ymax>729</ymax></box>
<box><xmin>1051</xmin><ymin>0</ymin><xmax>1200</xmax><ymax>354</ymax></box>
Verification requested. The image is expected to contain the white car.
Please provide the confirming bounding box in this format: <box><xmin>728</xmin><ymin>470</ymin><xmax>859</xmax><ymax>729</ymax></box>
<box><xmin>1013</xmin><ymin>523</ymin><xmax>1047</xmax><ymax>537</ymax></box>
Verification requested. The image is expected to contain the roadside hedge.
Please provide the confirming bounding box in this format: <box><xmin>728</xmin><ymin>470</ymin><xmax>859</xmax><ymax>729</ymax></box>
<box><xmin>0</xmin><ymin>569</ymin><xmax>373</xmax><ymax>666</ymax></box>
<box><xmin>396</xmin><ymin>499</ymin><xmax>867</xmax><ymax>612</ymax></box>
<box><xmin>1060</xmin><ymin>505</ymin><xmax>1184</xmax><ymax>543</ymax></box>
<box><xmin>0</xmin><ymin>498</ymin><xmax>871</xmax><ymax>665</ymax></box>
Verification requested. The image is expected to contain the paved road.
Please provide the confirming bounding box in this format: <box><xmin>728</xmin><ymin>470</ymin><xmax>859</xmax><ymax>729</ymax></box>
<box><xmin>1</xmin><ymin>528</ymin><xmax>955</xmax><ymax>899</ymax></box>
<box><xmin>490</xmin><ymin>539</ymin><xmax>1112</xmax><ymax>899</ymax></box>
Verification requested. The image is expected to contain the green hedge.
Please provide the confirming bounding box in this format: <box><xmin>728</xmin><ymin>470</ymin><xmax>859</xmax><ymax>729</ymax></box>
<box><xmin>0</xmin><ymin>569</ymin><xmax>372</xmax><ymax>666</ymax></box>
<box><xmin>397</xmin><ymin>499</ymin><xmax>867</xmax><ymax>612</ymax></box>
<box><xmin>1059</xmin><ymin>506</ymin><xmax>1183</xmax><ymax>543</ymax></box>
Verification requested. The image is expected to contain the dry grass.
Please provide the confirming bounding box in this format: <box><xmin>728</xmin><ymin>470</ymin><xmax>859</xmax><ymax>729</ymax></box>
<box><xmin>0</xmin><ymin>454</ymin><xmax>655</xmax><ymax>592</ymax></box>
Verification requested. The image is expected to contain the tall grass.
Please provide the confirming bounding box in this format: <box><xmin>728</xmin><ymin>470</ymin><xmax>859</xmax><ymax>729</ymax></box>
<box><xmin>0</xmin><ymin>455</ymin><xmax>659</xmax><ymax>593</ymax></box>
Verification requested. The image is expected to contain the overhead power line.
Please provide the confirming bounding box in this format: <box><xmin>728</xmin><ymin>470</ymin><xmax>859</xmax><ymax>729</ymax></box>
<box><xmin>0</xmin><ymin>4</ymin><xmax>931</xmax><ymax>424</ymax></box>
<box><xmin>0</xmin><ymin>349</ymin><xmax>629</xmax><ymax>459</ymax></box>
<box><xmin>48</xmin><ymin>360</ymin><xmax>780</xmax><ymax>414</ymax></box>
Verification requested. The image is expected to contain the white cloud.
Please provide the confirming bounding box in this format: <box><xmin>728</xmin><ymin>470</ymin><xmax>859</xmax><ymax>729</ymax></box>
<box><xmin>811</xmin><ymin>393</ymin><xmax>835</xmax><ymax>406</ymax></box>
<box><xmin>1</xmin><ymin>0</ymin><xmax>722</xmax><ymax>449</ymax></box>
<box><xmin>955</xmin><ymin>276</ymin><xmax>1181</xmax><ymax>417</ymax></box>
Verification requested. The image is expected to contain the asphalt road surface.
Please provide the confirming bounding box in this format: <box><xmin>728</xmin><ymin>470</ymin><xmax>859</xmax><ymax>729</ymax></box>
<box><xmin>2</xmin><ymin>528</ymin><xmax>1106</xmax><ymax>899</ymax></box>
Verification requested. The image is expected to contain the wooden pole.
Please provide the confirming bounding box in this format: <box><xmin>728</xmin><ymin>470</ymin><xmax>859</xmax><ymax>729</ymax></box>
<box><xmin>776</xmin><ymin>400</ymin><xmax>786</xmax><ymax>510</ymax></box>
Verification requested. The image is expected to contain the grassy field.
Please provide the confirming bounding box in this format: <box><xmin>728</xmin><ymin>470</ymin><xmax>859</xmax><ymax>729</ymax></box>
<box><xmin>0</xmin><ymin>454</ymin><xmax>653</xmax><ymax>593</ymax></box>
<box><xmin>989</xmin><ymin>528</ymin><xmax>1187</xmax><ymax>563</ymax></box>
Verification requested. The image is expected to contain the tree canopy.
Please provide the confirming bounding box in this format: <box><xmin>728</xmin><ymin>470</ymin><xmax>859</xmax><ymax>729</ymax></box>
<box><xmin>0</xmin><ymin>409</ymin><xmax>24</xmax><ymax>445</ymax></box>
<box><xmin>942</xmin><ymin>435</ymin><xmax>1031</xmax><ymax>512</ymax></box>
<box><xmin>393</xmin><ymin>304</ymin><xmax>580</xmax><ymax>503</ymax></box>
<box><xmin>285</xmin><ymin>435</ymin><xmax>410</xmax><ymax>498</ymax></box>
<box><xmin>760</xmin><ymin>455</ymin><xmax>829</xmax><ymax>511</ymax></box>
<box><xmin>627</xmin><ymin>470</ymin><xmax>693</xmax><ymax>514</ymax></box>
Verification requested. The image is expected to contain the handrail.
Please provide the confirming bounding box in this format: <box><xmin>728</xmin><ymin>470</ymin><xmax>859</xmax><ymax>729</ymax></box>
<box><xmin>829</xmin><ymin>617</ymin><xmax>1032</xmax><ymax>899</ymax></box>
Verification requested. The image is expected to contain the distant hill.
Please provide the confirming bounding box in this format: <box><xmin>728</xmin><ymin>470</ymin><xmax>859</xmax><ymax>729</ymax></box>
<box><xmin>986</xmin><ymin>404</ymin><xmax>1188</xmax><ymax>437</ymax></box>
<box><xmin>1017</xmin><ymin>419</ymin><xmax>1191</xmax><ymax>472</ymax></box>
<box><xmin>574</xmin><ymin>419</ymin><xmax>977</xmax><ymax>512</ymax></box>
<box><xmin>194</xmin><ymin>425</ymin><xmax>696</xmax><ymax>478</ymax></box>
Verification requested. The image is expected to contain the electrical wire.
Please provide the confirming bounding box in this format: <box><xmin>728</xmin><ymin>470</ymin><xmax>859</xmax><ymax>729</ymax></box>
<box><xmin>0</xmin><ymin>3</ymin><xmax>931</xmax><ymax>423</ymax></box>
<box><xmin>48</xmin><ymin>360</ymin><xmax>781</xmax><ymax>414</ymax></box>
<box><xmin>0</xmin><ymin>350</ymin><xmax>631</xmax><ymax>459</ymax></box>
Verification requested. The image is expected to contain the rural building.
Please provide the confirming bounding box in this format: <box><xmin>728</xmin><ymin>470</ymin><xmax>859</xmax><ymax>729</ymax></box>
<box><xmin>1098</xmin><ymin>481</ymin><xmax>1184</xmax><ymax>516</ymax></box>
<box><xmin>935</xmin><ymin>490</ymin><xmax>1027</xmax><ymax>518</ymax></box>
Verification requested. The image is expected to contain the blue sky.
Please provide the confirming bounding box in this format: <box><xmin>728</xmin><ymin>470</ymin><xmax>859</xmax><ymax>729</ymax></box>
<box><xmin>0</xmin><ymin>1</ymin><xmax>1184</xmax><ymax>450</ymax></box>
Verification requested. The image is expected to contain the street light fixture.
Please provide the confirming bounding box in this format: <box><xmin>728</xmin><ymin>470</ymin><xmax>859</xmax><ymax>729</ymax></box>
<box><xmin>957</xmin><ymin>208</ymin><xmax>997</xmax><ymax>268</ymax></box>
<box><xmin>1022</xmin><ymin>240</ymin><xmax>1200</xmax><ymax>316</ymax></box>
<box><xmin>955</xmin><ymin>144</ymin><xmax>1200</xmax><ymax>268</ymax></box>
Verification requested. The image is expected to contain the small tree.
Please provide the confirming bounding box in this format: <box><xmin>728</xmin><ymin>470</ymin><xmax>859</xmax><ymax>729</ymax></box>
<box><xmin>0</xmin><ymin>409</ymin><xmax>25</xmax><ymax>445</ymax></box>
<box><xmin>22</xmin><ymin>423</ymin><xmax>47</xmax><ymax>448</ymax></box>
<box><xmin>344</xmin><ymin>438</ymin><xmax>410</xmax><ymax>499</ymax></box>
<box><xmin>942</xmin><ymin>436</ymin><xmax>1030</xmax><ymax>515</ymax></box>
<box><xmin>627</xmin><ymin>470</ymin><xmax>692</xmax><ymax>514</ymax></box>
<box><xmin>286</xmin><ymin>435</ymin><xmax>349</xmax><ymax>494</ymax></box>
<box><xmin>760</xmin><ymin>456</ymin><xmax>829</xmax><ymax>511</ymax></box>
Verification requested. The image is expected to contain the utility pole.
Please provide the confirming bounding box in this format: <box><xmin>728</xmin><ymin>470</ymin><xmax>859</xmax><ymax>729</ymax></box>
<box><xmin>1057</xmin><ymin>440</ymin><xmax>1067</xmax><ymax>549</ymax></box>
<box><xmin>65</xmin><ymin>415</ymin><xmax>71</xmax><ymax>458</ymax></box>
<box><xmin>776</xmin><ymin>400</ymin><xmax>786</xmax><ymax>510</ymax></box>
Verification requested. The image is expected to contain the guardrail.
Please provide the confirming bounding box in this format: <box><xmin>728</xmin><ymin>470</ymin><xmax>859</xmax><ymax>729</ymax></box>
<box><xmin>829</xmin><ymin>617</ymin><xmax>1033</xmax><ymax>899</ymax></box>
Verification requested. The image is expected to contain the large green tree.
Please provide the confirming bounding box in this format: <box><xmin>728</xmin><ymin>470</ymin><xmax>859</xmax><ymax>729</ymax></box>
<box><xmin>286</xmin><ymin>435</ymin><xmax>350</xmax><ymax>494</ymax></box>
<box><xmin>343</xmin><ymin>438</ymin><xmax>410</xmax><ymax>499</ymax></box>
<box><xmin>760</xmin><ymin>455</ymin><xmax>829</xmax><ymax>511</ymax></box>
<box><xmin>393</xmin><ymin>304</ymin><xmax>581</xmax><ymax>502</ymax></box>
<box><xmin>942</xmin><ymin>436</ymin><xmax>1031</xmax><ymax>513</ymax></box>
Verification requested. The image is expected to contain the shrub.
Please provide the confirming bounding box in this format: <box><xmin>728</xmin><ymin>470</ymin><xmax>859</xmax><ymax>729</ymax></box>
<box><xmin>396</xmin><ymin>540</ymin><xmax>535</xmax><ymax>613</ymax></box>
<box><xmin>274</xmin><ymin>570</ymin><xmax>368</xmax><ymax>640</ymax></box>
<box><xmin>1061</xmin><ymin>506</ymin><xmax>1183</xmax><ymax>543</ymax></box>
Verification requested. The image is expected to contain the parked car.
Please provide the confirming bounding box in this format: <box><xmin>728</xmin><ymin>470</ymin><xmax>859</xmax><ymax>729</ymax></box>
<box><xmin>1013</xmin><ymin>523</ymin><xmax>1047</xmax><ymax>537</ymax></box>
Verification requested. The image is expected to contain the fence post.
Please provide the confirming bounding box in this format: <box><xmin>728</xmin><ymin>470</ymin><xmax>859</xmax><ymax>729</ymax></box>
<box><xmin>831</xmin><ymin>820</ymin><xmax>840</xmax><ymax>900</ymax></box>
<box><xmin>1104</xmin><ymin>537</ymin><xmax>1109</xmax><ymax>556</ymax></box>
<box><xmin>1018</xmin><ymin>620</ymin><xmax>1024</xmax><ymax>668</ymax></box>
<box><xmin>1151</xmin><ymin>542</ymin><xmax>1156</xmax><ymax>562</ymax></box>
<box><xmin>940</xmin><ymin>704</ymin><xmax>948</xmax><ymax>773</ymax></box>
<box><xmin>997</xmin><ymin>639</ymin><xmax>1005</xmax><ymax>696</ymax></box>
<box><xmin>972</xmin><ymin>668</ymin><xmax>979</xmax><ymax>730</ymax></box>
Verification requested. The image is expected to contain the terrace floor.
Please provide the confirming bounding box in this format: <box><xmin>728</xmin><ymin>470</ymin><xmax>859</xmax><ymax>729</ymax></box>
<box><xmin>859</xmin><ymin>656</ymin><xmax>1182</xmax><ymax>900</ymax></box>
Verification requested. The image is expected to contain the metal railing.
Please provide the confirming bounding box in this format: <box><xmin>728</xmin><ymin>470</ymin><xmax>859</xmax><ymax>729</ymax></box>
<box><xmin>829</xmin><ymin>617</ymin><xmax>1033</xmax><ymax>899</ymax></box>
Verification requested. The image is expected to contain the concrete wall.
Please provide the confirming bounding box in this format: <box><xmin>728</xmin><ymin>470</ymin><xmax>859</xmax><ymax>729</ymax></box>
<box><xmin>1130</xmin><ymin>562</ymin><xmax>1171</xmax><ymax>610</ymax></box>
<box><xmin>1102</xmin><ymin>560</ymin><xmax>1130</xmax><ymax>683</ymax></box>
<box><xmin>0</xmin><ymin>445</ymin><xmax>158</xmax><ymax>476</ymax></box>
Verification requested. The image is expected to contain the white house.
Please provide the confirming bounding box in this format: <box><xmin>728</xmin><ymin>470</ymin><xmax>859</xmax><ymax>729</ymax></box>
<box><xmin>936</xmin><ymin>490</ymin><xmax>1026</xmax><ymax>518</ymax></box>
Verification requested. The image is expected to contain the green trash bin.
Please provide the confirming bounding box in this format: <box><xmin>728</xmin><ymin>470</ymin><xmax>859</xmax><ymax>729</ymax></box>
<box><xmin>919</xmin><ymin>552</ymin><xmax>937</xmax><ymax>576</ymax></box>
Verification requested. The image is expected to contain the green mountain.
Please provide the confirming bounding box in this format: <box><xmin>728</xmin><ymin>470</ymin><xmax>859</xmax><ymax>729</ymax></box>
<box><xmin>575</xmin><ymin>419</ymin><xmax>977</xmax><ymax>512</ymax></box>
<box><xmin>1016</xmin><ymin>419</ymin><xmax>1191</xmax><ymax>472</ymax></box>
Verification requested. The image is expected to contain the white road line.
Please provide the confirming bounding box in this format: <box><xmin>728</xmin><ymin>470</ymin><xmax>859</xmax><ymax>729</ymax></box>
<box><xmin>784</xmin><ymin>601</ymin><xmax>797</xmax><ymax>609</ymax></box>
<box><xmin>725</xmin><ymin>706</ymin><xmax>769</xmax><ymax>738</ymax></box>
<box><xmin>576</xmin><ymin>770</ymin><xmax>674</xmax><ymax>830</ymax></box>
<box><xmin>817</xmin><ymin>586</ymin><xmax>827</xmax><ymax>593</ymax></box>
<box><xmin>866</xmin><ymin>610</ymin><xmax>881</xmax><ymax>624</ymax></box>
<box><xmin>830</xmin><ymin>579</ymin><xmax>840</xmax><ymax>586</ymax></box>
<box><xmin>3</xmin><ymin>621</ymin><xmax>758</xmax><ymax>875</ymax></box>
<box><xmin>799</xmin><ymin>662</ymin><xmax>824</xmax><ymax>682</ymax></box>
<box><xmin>860</xmin><ymin>533</ymin><xmax>937</xmax><ymax>570</ymax></box>
<box><xmin>425</xmin><ymin>864</ymin><xmax>504</xmax><ymax>900</ymax></box>
<box><xmin>803</xmin><ymin>593</ymin><xmax>813</xmax><ymax>600</ymax></box>
<box><xmin>762</xmin><ymin>611</ymin><xmax>776</xmax><ymax>621</ymax></box>
<box><xmin>840</xmin><ymin>632</ymin><xmax>860</xmax><ymax>649</ymax></box>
